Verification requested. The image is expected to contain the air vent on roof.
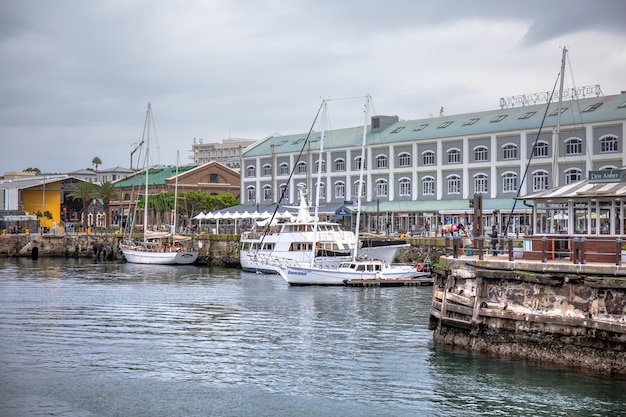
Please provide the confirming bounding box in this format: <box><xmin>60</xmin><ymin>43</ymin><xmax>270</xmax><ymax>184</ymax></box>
<box><xmin>390</xmin><ymin>126</ymin><xmax>405</xmax><ymax>133</ymax></box>
<box><xmin>437</xmin><ymin>121</ymin><xmax>453</xmax><ymax>129</ymax></box>
<box><xmin>413</xmin><ymin>124</ymin><xmax>429</xmax><ymax>131</ymax></box>
<box><xmin>549</xmin><ymin>108</ymin><xmax>568</xmax><ymax>116</ymax></box>
<box><xmin>491</xmin><ymin>115</ymin><xmax>507</xmax><ymax>123</ymax></box>
<box><xmin>582</xmin><ymin>103</ymin><xmax>603</xmax><ymax>112</ymax></box>
<box><xmin>519</xmin><ymin>111</ymin><xmax>536</xmax><ymax>119</ymax></box>
<box><xmin>463</xmin><ymin>118</ymin><xmax>479</xmax><ymax>126</ymax></box>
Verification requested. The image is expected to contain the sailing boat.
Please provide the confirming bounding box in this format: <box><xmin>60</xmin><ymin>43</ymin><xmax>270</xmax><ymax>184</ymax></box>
<box><xmin>119</xmin><ymin>103</ymin><xmax>199</xmax><ymax>265</ymax></box>
<box><xmin>277</xmin><ymin>96</ymin><xmax>425</xmax><ymax>285</ymax></box>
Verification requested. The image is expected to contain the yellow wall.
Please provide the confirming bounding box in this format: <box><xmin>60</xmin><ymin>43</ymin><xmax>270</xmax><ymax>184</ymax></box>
<box><xmin>22</xmin><ymin>184</ymin><xmax>62</xmax><ymax>228</ymax></box>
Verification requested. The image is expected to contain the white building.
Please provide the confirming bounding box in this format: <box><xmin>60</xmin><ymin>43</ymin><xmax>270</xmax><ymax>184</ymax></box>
<box><xmin>189</xmin><ymin>138</ymin><xmax>257</xmax><ymax>170</ymax></box>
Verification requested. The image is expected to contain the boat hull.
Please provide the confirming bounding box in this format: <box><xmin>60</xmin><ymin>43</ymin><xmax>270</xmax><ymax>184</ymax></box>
<box><xmin>278</xmin><ymin>264</ymin><xmax>421</xmax><ymax>286</ymax></box>
<box><xmin>120</xmin><ymin>246</ymin><xmax>199</xmax><ymax>265</ymax></box>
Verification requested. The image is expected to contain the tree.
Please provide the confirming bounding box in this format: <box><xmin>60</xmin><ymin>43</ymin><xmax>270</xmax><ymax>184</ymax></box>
<box><xmin>95</xmin><ymin>181</ymin><xmax>118</xmax><ymax>227</ymax></box>
<box><xmin>68</xmin><ymin>181</ymin><xmax>96</xmax><ymax>228</ymax></box>
<box><xmin>35</xmin><ymin>210</ymin><xmax>53</xmax><ymax>233</ymax></box>
<box><xmin>92</xmin><ymin>157</ymin><xmax>102</xmax><ymax>172</ymax></box>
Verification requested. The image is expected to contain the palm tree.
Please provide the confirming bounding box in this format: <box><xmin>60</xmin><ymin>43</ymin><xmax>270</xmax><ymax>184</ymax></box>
<box><xmin>68</xmin><ymin>181</ymin><xmax>96</xmax><ymax>228</ymax></box>
<box><xmin>92</xmin><ymin>156</ymin><xmax>102</xmax><ymax>172</ymax></box>
<box><xmin>95</xmin><ymin>181</ymin><xmax>118</xmax><ymax>228</ymax></box>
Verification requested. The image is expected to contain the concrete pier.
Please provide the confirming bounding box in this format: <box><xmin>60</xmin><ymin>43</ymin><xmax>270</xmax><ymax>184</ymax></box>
<box><xmin>429</xmin><ymin>256</ymin><xmax>626</xmax><ymax>374</ymax></box>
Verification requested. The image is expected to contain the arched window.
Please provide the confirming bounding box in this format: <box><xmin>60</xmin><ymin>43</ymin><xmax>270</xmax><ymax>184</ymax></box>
<box><xmin>600</xmin><ymin>135</ymin><xmax>619</xmax><ymax>153</ymax></box>
<box><xmin>533</xmin><ymin>141</ymin><xmax>549</xmax><ymax>157</ymax></box>
<box><xmin>315</xmin><ymin>159</ymin><xmax>326</xmax><ymax>173</ymax></box>
<box><xmin>474</xmin><ymin>146</ymin><xmax>488</xmax><ymax>162</ymax></box>
<box><xmin>398</xmin><ymin>153</ymin><xmax>411</xmax><ymax>167</ymax></box>
<box><xmin>473</xmin><ymin>173</ymin><xmax>488</xmax><ymax>194</ymax></box>
<box><xmin>422</xmin><ymin>176</ymin><xmax>435</xmax><ymax>196</ymax></box>
<box><xmin>334</xmin><ymin>158</ymin><xmax>345</xmax><ymax>172</ymax></box>
<box><xmin>532</xmin><ymin>170</ymin><xmax>549</xmax><ymax>192</ymax></box>
<box><xmin>246</xmin><ymin>186</ymin><xmax>256</xmax><ymax>201</ymax></box>
<box><xmin>376</xmin><ymin>155</ymin><xmax>388</xmax><ymax>169</ymax></box>
<box><xmin>447</xmin><ymin>148</ymin><xmax>461</xmax><ymax>164</ymax></box>
<box><xmin>263</xmin><ymin>185</ymin><xmax>272</xmax><ymax>201</ymax></box>
<box><xmin>262</xmin><ymin>164</ymin><xmax>272</xmax><ymax>176</ymax></box>
<box><xmin>296</xmin><ymin>161</ymin><xmax>307</xmax><ymax>174</ymax></box>
<box><xmin>246</xmin><ymin>165</ymin><xmax>256</xmax><ymax>177</ymax></box>
<box><xmin>278</xmin><ymin>183</ymin><xmax>288</xmax><ymax>199</ymax></box>
<box><xmin>565</xmin><ymin>138</ymin><xmax>582</xmax><ymax>155</ymax></box>
<box><xmin>354</xmin><ymin>156</ymin><xmax>364</xmax><ymax>171</ymax></box>
<box><xmin>375</xmin><ymin>179</ymin><xmax>388</xmax><ymax>197</ymax></box>
<box><xmin>502</xmin><ymin>144</ymin><xmax>518</xmax><ymax>160</ymax></box>
<box><xmin>398</xmin><ymin>177</ymin><xmax>411</xmax><ymax>196</ymax></box>
<box><xmin>354</xmin><ymin>180</ymin><xmax>366</xmax><ymax>197</ymax></box>
<box><xmin>502</xmin><ymin>172</ymin><xmax>518</xmax><ymax>193</ymax></box>
<box><xmin>447</xmin><ymin>175</ymin><xmax>460</xmax><ymax>194</ymax></box>
<box><xmin>334</xmin><ymin>181</ymin><xmax>345</xmax><ymax>199</ymax></box>
<box><xmin>279</xmin><ymin>163</ymin><xmax>289</xmax><ymax>175</ymax></box>
<box><xmin>422</xmin><ymin>151</ymin><xmax>435</xmax><ymax>165</ymax></box>
<box><xmin>564</xmin><ymin>168</ymin><xmax>582</xmax><ymax>184</ymax></box>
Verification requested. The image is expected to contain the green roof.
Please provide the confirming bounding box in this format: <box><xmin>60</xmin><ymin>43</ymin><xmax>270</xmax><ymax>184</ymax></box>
<box><xmin>360</xmin><ymin>198</ymin><xmax>523</xmax><ymax>213</ymax></box>
<box><xmin>114</xmin><ymin>165</ymin><xmax>197</xmax><ymax>188</ymax></box>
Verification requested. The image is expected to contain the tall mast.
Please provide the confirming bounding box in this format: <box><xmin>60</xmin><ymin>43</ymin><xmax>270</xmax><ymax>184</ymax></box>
<box><xmin>353</xmin><ymin>95</ymin><xmax>370</xmax><ymax>261</ymax></box>
<box><xmin>552</xmin><ymin>47</ymin><xmax>567</xmax><ymax>188</ymax></box>
<box><xmin>309</xmin><ymin>99</ymin><xmax>326</xmax><ymax>267</ymax></box>
<box><xmin>172</xmin><ymin>150</ymin><xmax>179</xmax><ymax>236</ymax></box>
<box><xmin>143</xmin><ymin>102</ymin><xmax>151</xmax><ymax>242</ymax></box>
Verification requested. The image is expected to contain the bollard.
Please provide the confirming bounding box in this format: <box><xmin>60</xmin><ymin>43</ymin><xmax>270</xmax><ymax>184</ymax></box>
<box><xmin>541</xmin><ymin>236</ymin><xmax>548</xmax><ymax>263</ymax></box>
<box><xmin>572</xmin><ymin>237</ymin><xmax>579</xmax><ymax>264</ymax></box>
<box><xmin>452</xmin><ymin>235</ymin><xmax>460</xmax><ymax>259</ymax></box>
<box><xmin>445</xmin><ymin>236</ymin><xmax>451</xmax><ymax>257</ymax></box>
<box><xmin>507</xmin><ymin>236</ymin><xmax>513</xmax><ymax>261</ymax></box>
<box><xmin>617</xmin><ymin>237</ymin><xmax>623</xmax><ymax>266</ymax></box>
<box><xmin>581</xmin><ymin>237</ymin><xmax>587</xmax><ymax>264</ymax></box>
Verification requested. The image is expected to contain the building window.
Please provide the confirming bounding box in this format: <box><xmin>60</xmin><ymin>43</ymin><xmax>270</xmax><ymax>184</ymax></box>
<box><xmin>565</xmin><ymin>138</ymin><xmax>582</xmax><ymax>155</ymax></box>
<box><xmin>375</xmin><ymin>179</ymin><xmax>388</xmax><ymax>197</ymax></box>
<box><xmin>600</xmin><ymin>136</ymin><xmax>619</xmax><ymax>153</ymax></box>
<box><xmin>279</xmin><ymin>163</ymin><xmax>289</xmax><ymax>175</ymax></box>
<box><xmin>519</xmin><ymin>111</ymin><xmax>536</xmax><ymax>119</ymax></box>
<box><xmin>422</xmin><ymin>177</ymin><xmax>435</xmax><ymax>196</ymax></box>
<box><xmin>438</xmin><ymin>121</ymin><xmax>453</xmax><ymax>129</ymax></box>
<box><xmin>209</xmin><ymin>173</ymin><xmax>219</xmax><ymax>183</ymax></box>
<box><xmin>398</xmin><ymin>153</ymin><xmax>411</xmax><ymax>167</ymax></box>
<box><xmin>533</xmin><ymin>141</ymin><xmax>549</xmax><ymax>157</ymax></box>
<box><xmin>414</xmin><ymin>123</ymin><xmax>429</xmax><ymax>131</ymax></box>
<box><xmin>263</xmin><ymin>185</ymin><xmax>272</xmax><ymax>201</ymax></box>
<box><xmin>503</xmin><ymin>144</ymin><xmax>518</xmax><ymax>160</ymax></box>
<box><xmin>335</xmin><ymin>158</ymin><xmax>345</xmax><ymax>172</ymax></box>
<box><xmin>398</xmin><ymin>178</ymin><xmax>411</xmax><ymax>196</ymax></box>
<box><xmin>263</xmin><ymin>164</ymin><xmax>272</xmax><ymax>176</ymax></box>
<box><xmin>317</xmin><ymin>182</ymin><xmax>326</xmax><ymax>199</ymax></box>
<box><xmin>296</xmin><ymin>161</ymin><xmax>307</xmax><ymax>174</ymax></box>
<box><xmin>474</xmin><ymin>146</ymin><xmax>488</xmax><ymax>162</ymax></box>
<box><xmin>549</xmin><ymin>108</ymin><xmax>568</xmax><ymax>116</ymax></box>
<box><xmin>447</xmin><ymin>175</ymin><xmax>461</xmax><ymax>195</ymax></box>
<box><xmin>376</xmin><ymin>155</ymin><xmax>388</xmax><ymax>169</ymax></box>
<box><xmin>464</xmin><ymin>118</ymin><xmax>480</xmax><ymax>126</ymax></box>
<box><xmin>447</xmin><ymin>149</ymin><xmax>461</xmax><ymax>164</ymax></box>
<box><xmin>354</xmin><ymin>180</ymin><xmax>366</xmax><ymax>197</ymax></box>
<box><xmin>315</xmin><ymin>159</ymin><xmax>326</xmax><ymax>173</ymax></box>
<box><xmin>247</xmin><ymin>186</ymin><xmax>256</xmax><ymax>201</ymax></box>
<box><xmin>246</xmin><ymin>165</ymin><xmax>256</xmax><ymax>177</ymax></box>
<box><xmin>334</xmin><ymin>181</ymin><xmax>345</xmax><ymax>199</ymax></box>
<box><xmin>354</xmin><ymin>156</ymin><xmax>364</xmax><ymax>171</ymax></box>
<box><xmin>390</xmin><ymin>126</ymin><xmax>405</xmax><ymax>133</ymax></box>
<box><xmin>423</xmin><ymin>151</ymin><xmax>435</xmax><ymax>165</ymax></box>
<box><xmin>502</xmin><ymin>172</ymin><xmax>518</xmax><ymax>193</ymax></box>
<box><xmin>279</xmin><ymin>184</ymin><xmax>288</xmax><ymax>199</ymax></box>
<box><xmin>532</xmin><ymin>171</ymin><xmax>549</xmax><ymax>192</ymax></box>
<box><xmin>491</xmin><ymin>115</ymin><xmax>508</xmax><ymax>123</ymax></box>
<box><xmin>474</xmin><ymin>174</ymin><xmax>488</xmax><ymax>194</ymax></box>
<box><xmin>565</xmin><ymin>168</ymin><xmax>582</xmax><ymax>184</ymax></box>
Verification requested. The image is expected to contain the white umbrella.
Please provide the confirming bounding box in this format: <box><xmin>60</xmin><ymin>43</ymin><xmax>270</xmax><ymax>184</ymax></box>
<box><xmin>240</xmin><ymin>211</ymin><xmax>251</xmax><ymax>219</ymax></box>
<box><xmin>213</xmin><ymin>212</ymin><xmax>223</xmax><ymax>233</ymax></box>
<box><xmin>192</xmin><ymin>212</ymin><xmax>206</xmax><ymax>220</ymax></box>
<box><xmin>251</xmin><ymin>211</ymin><xmax>262</xmax><ymax>219</ymax></box>
<box><xmin>231</xmin><ymin>211</ymin><xmax>242</xmax><ymax>234</ymax></box>
<box><xmin>205</xmin><ymin>212</ymin><xmax>215</xmax><ymax>219</ymax></box>
<box><xmin>261</xmin><ymin>211</ymin><xmax>272</xmax><ymax>218</ymax></box>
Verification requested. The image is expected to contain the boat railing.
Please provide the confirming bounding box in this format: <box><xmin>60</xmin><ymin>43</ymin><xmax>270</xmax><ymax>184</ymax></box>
<box><xmin>444</xmin><ymin>233</ymin><xmax>626</xmax><ymax>265</ymax></box>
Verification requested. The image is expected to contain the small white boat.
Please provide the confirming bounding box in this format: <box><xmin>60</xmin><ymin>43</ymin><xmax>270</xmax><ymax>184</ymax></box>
<box><xmin>278</xmin><ymin>258</ymin><xmax>426</xmax><ymax>286</ymax></box>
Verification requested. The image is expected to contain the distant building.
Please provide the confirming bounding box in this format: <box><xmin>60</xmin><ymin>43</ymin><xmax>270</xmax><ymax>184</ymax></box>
<box><xmin>189</xmin><ymin>138</ymin><xmax>257</xmax><ymax>170</ymax></box>
<box><xmin>67</xmin><ymin>167</ymin><xmax>135</xmax><ymax>184</ymax></box>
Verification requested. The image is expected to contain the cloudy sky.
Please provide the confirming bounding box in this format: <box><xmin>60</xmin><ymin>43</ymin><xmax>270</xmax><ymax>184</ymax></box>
<box><xmin>1</xmin><ymin>0</ymin><xmax>624</xmax><ymax>174</ymax></box>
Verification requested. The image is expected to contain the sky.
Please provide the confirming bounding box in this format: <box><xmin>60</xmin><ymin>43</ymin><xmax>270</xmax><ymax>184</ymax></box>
<box><xmin>0</xmin><ymin>0</ymin><xmax>625</xmax><ymax>174</ymax></box>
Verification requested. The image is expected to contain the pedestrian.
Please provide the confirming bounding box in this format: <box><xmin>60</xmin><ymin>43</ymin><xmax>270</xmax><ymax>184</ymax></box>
<box><xmin>490</xmin><ymin>225</ymin><xmax>499</xmax><ymax>256</ymax></box>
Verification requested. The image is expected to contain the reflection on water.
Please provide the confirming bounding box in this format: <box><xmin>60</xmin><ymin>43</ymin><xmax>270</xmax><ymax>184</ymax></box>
<box><xmin>0</xmin><ymin>258</ymin><xmax>625</xmax><ymax>417</ymax></box>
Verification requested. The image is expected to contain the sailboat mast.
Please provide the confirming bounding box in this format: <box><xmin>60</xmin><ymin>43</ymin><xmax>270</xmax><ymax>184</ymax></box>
<box><xmin>143</xmin><ymin>102</ymin><xmax>151</xmax><ymax>242</ymax></box>
<box><xmin>172</xmin><ymin>150</ymin><xmax>179</xmax><ymax>236</ymax></box>
<box><xmin>353</xmin><ymin>95</ymin><xmax>370</xmax><ymax>261</ymax></box>
<box><xmin>552</xmin><ymin>47</ymin><xmax>567</xmax><ymax>188</ymax></box>
<box><xmin>309</xmin><ymin>99</ymin><xmax>327</xmax><ymax>267</ymax></box>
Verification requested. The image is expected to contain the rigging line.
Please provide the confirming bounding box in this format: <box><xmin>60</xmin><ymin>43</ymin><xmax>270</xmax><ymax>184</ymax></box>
<box><xmin>253</xmin><ymin>99</ymin><xmax>326</xmax><ymax>258</ymax></box>
<box><xmin>503</xmin><ymin>73</ymin><xmax>560</xmax><ymax>238</ymax></box>
<box><xmin>325</xmin><ymin>95</ymin><xmax>368</xmax><ymax>102</ymax></box>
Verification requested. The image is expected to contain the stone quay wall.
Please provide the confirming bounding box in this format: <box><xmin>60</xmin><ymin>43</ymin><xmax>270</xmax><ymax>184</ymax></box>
<box><xmin>429</xmin><ymin>257</ymin><xmax>626</xmax><ymax>374</ymax></box>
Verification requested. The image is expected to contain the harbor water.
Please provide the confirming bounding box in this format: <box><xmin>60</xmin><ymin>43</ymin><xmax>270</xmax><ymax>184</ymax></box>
<box><xmin>1</xmin><ymin>258</ymin><xmax>625</xmax><ymax>417</ymax></box>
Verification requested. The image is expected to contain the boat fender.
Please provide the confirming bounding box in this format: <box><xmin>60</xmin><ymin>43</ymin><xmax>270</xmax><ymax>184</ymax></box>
<box><xmin>416</xmin><ymin>263</ymin><xmax>424</xmax><ymax>272</ymax></box>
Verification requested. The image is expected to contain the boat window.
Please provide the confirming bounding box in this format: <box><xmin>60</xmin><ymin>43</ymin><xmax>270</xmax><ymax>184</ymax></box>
<box><xmin>356</xmin><ymin>265</ymin><xmax>366</xmax><ymax>271</ymax></box>
<box><xmin>367</xmin><ymin>265</ymin><xmax>374</xmax><ymax>271</ymax></box>
<box><xmin>375</xmin><ymin>265</ymin><xmax>381</xmax><ymax>271</ymax></box>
